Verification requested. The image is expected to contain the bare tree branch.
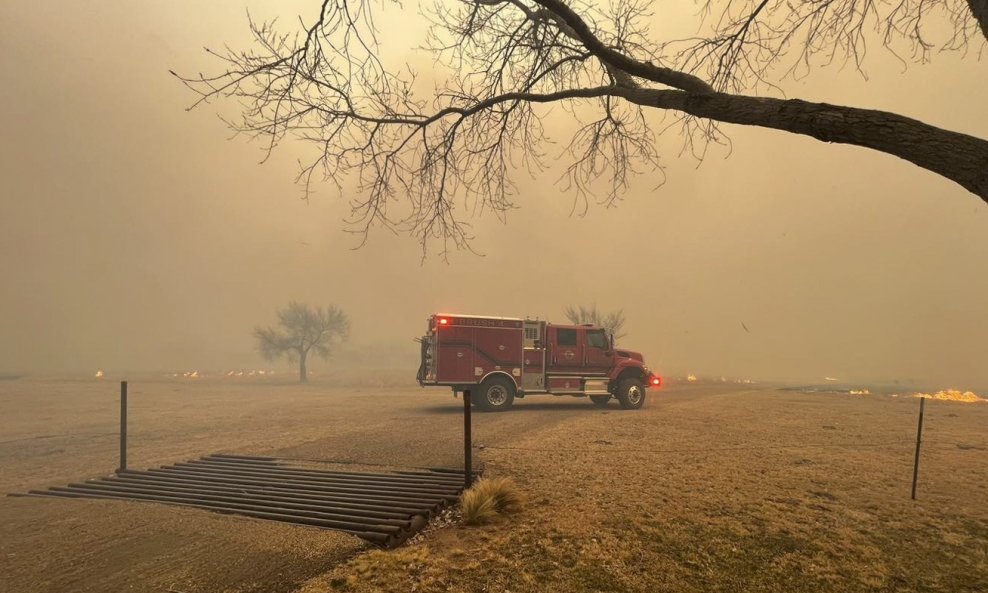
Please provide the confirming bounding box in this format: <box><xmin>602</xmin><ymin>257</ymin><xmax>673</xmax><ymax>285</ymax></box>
<box><xmin>175</xmin><ymin>0</ymin><xmax>988</xmax><ymax>254</ymax></box>
<box><xmin>564</xmin><ymin>303</ymin><xmax>628</xmax><ymax>340</ymax></box>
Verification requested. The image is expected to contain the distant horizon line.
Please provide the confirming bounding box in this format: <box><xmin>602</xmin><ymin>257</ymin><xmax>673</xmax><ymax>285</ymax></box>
<box><xmin>1</xmin><ymin>369</ymin><xmax>982</xmax><ymax>394</ymax></box>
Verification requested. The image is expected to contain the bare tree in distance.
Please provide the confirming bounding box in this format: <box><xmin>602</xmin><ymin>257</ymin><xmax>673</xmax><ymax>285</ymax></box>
<box><xmin>564</xmin><ymin>304</ymin><xmax>627</xmax><ymax>341</ymax></box>
<box><xmin>255</xmin><ymin>302</ymin><xmax>350</xmax><ymax>383</ymax></box>
<box><xmin>175</xmin><ymin>1</ymin><xmax>988</xmax><ymax>256</ymax></box>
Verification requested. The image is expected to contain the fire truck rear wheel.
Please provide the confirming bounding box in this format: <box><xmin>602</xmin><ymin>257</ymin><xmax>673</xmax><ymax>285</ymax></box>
<box><xmin>475</xmin><ymin>377</ymin><xmax>515</xmax><ymax>412</ymax></box>
<box><xmin>615</xmin><ymin>378</ymin><xmax>646</xmax><ymax>410</ymax></box>
<box><xmin>590</xmin><ymin>395</ymin><xmax>611</xmax><ymax>407</ymax></box>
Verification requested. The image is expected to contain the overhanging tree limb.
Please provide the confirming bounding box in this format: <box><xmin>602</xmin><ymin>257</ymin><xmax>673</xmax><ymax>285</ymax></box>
<box><xmin>349</xmin><ymin>82</ymin><xmax>988</xmax><ymax>201</ymax></box>
<box><xmin>613</xmin><ymin>87</ymin><xmax>988</xmax><ymax>203</ymax></box>
<box><xmin>969</xmin><ymin>0</ymin><xmax>988</xmax><ymax>38</ymax></box>
<box><xmin>453</xmin><ymin>84</ymin><xmax>988</xmax><ymax>202</ymax></box>
<box><xmin>308</xmin><ymin>81</ymin><xmax>988</xmax><ymax>201</ymax></box>
<box><xmin>177</xmin><ymin>0</ymin><xmax>988</xmax><ymax>252</ymax></box>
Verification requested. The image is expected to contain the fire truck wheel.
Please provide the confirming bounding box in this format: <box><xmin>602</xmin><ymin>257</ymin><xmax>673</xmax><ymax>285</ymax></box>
<box><xmin>589</xmin><ymin>395</ymin><xmax>611</xmax><ymax>407</ymax></box>
<box><xmin>615</xmin><ymin>378</ymin><xmax>646</xmax><ymax>410</ymax></box>
<box><xmin>475</xmin><ymin>377</ymin><xmax>515</xmax><ymax>412</ymax></box>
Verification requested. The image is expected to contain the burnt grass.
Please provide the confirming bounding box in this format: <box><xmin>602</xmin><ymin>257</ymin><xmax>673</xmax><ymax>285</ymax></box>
<box><xmin>303</xmin><ymin>385</ymin><xmax>988</xmax><ymax>593</ymax></box>
<box><xmin>311</xmin><ymin>507</ymin><xmax>987</xmax><ymax>593</ymax></box>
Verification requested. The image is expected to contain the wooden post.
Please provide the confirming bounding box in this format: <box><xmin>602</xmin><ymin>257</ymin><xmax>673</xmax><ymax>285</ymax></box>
<box><xmin>911</xmin><ymin>396</ymin><xmax>926</xmax><ymax>500</ymax></box>
<box><xmin>463</xmin><ymin>389</ymin><xmax>473</xmax><ymax>490</ymax></box>
<box><xmin>118</xmin><ymin>380</ymin><xmax>128</xmax><ymax>472</ymax></box>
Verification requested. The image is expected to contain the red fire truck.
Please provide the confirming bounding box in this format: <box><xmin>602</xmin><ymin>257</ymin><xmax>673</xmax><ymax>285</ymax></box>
<box><xmin>416</xmin><ymin>313</ymin><xmax>661</xmax><ymax>411</ymax></box>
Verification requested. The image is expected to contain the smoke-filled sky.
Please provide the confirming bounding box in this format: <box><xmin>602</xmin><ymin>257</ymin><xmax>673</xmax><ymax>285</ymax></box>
<box><xmin>1</xmin><ymin>1</ymin><xmax>986</xmax><ymax>388</ymax></box>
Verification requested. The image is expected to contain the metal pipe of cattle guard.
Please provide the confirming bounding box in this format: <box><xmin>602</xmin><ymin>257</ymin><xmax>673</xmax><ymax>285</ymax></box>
<box><xmin>464</xmin><ymin>389</ymin><xmax>473</xmax><ymax>490</ymax></box>
<box><xmin>118</xmin><ymin>381</ymin><xmax>128</xmax><ymax>472</ymax></box>
<box><xmin>23</xmin><ymin>489</ymin><xmax>397</xmax><ymax>545</ymax></box>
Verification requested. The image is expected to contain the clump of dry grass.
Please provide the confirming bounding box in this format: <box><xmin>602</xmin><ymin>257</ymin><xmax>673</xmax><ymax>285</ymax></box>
<box><xmin>460</xmin><ymin>477</ymin><xmax>524</xmax><ymax>525</ymax></box>
<box><xmin>460</xmin><ymin>489</ymin><xmax>498</xmax><ymax>525</ymax></box>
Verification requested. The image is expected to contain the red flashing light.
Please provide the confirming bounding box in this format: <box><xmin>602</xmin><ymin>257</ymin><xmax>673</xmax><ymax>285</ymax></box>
<box><xmin>438</xmin><ymin>318</ymin><xmax>449</xmax><ymax>326</ymax></box>
<box><xmin>651</xmin><ymin>376</ymin><xmax>662</xmax><ymax>387</ymax></box>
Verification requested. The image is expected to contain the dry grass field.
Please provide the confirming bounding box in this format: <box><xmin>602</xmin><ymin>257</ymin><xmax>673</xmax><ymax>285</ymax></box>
<box><xmin>1</xmin><ymin>373</ymin><xmax>985</xmax><ymax>592</ymax></box>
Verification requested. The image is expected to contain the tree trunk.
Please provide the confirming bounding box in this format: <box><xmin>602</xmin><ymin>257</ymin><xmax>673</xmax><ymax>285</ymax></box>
<box><xmin>299</xmin><ymin>352</ymin><xmax>308</xmax><ymax>384</ymax></box>
<box><xmin>968</xmin><ymin>0</ymin><xmax>988</xmax><ymax>41</ymax></box>
<box><xmin>615</xmin><ymin>88</ymin><xmax>988</xmax><ymax>204</ymax></box>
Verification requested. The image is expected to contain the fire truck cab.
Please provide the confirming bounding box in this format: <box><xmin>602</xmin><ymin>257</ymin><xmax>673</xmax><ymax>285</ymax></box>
<box><xmin>416</xmin><ymin>313</ymin><xmax>661</xmax><ymax>411</ymax></box>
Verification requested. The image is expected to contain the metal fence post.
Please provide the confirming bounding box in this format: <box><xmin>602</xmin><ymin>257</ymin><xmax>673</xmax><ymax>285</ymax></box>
<box><xmin>911</xmin><ymin>396</ymin><xmax>926</xmax><ymax>500</ymax></box>
<box><xmin>463</xmin><ymin>389</ymin><xmax>473</xmax><ymax>490</ymax></box>
<box><xmin>119</xmin><ymin>380</ymin><xmax>128</xmax><ymax>472</ymax></box>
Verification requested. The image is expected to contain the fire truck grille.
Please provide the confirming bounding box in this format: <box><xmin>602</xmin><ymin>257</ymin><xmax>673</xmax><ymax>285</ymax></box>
<box><xmin>10</xmin><ymin>454</ymin><xmax>468</xmax><ymax>547</ymax></box>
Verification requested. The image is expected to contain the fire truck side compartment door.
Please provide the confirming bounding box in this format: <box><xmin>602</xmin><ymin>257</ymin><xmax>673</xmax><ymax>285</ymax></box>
<box><xmin>436</xmin><ymin>325</ymin><xmax>475</xmax><ymax>383</ymax></box>
<box><xmin>521</xmin><ymin>321</ymin><xmax>545</xmax><ymax>390</ymax></box>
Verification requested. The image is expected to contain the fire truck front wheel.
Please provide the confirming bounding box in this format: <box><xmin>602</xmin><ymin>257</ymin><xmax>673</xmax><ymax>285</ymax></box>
<box><xmin>615</xmin><ymin>378</ymin><xmax>646</xmax><ymax>410</ymax></box>
<box><xmin>473</xmin><ymin>377</ymin><xmax>515</xmax><ymax>412</ymax></box>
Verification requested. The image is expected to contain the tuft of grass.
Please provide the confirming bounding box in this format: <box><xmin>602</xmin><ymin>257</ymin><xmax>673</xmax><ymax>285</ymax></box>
<box><xmin>486</xmin><ymin>476</ymin><xmax>525</xmax><ymax>514</ymax></box>
<box><xmin>461</xmin><ymin>489</ymin><xmax>499</xmax><ymax>525</ymax></box>
<box><xmin>460</xmin><ymin>477</ymin><xmax>524</xmax><ymax>525</ymax></box>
